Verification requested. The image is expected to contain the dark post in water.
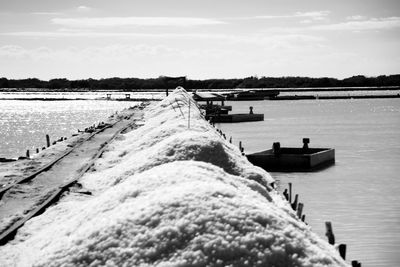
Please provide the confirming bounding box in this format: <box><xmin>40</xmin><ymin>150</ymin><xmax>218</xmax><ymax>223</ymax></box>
<box><xmin>46</xmin><ymin>134</ymin><xmax>50</xmax><ymax>148</ymax></box>
<box><xmin>325</xmin><ymin>221</ymin><xmax>335</xmax><ymax>245</ymax></box>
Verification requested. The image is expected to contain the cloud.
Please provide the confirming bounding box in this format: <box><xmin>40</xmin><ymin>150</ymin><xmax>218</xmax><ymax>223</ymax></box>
<box><xmin>77</xmin><ymin>6</ymin><xmax>92</xmax><ymax>12</ymax></box>
<box><xmin>31</xmin><ymin>12</ymin><xmax>63</xmax><ymax>16</ymax></box>
<box><xmin>0</xmin><ymin>45</ymin><xmax>29</xmax><ymax>59</ymax></box>
<box><xmin>346</xmin><ymin>15</ymin><xmax>367</xmax><ymax>21</ymax></box>
<box><xmin>311</xmin><ymin>17</ymin><xmax>400</xmax><ymax>31</ymax></box>
<box><xmin>0</xmin><ymin>31</ymin><xmax>230</xmax><ymax>40</ymax></box>
<box><xmin>51</xmin><ymin>17</ymin><xmax>226</xmax><ymax>28</ymax></box>
<box><xmin>1</xmin><ymin>30</ymin><xmax>325</xmax><ymax>50</ymax></box>
<box><xmin>254</xmin><ymin>11</ymin><xmax>330</xmax><ymax>21</ymax></box>
<box><xmin>0</xmin><ymin>44</ymin><xmax>177</xmax><ymax>61</ymax></box>
<box><xmin>294</xmin><ymin>11</ymin><xmax>330</xmax><ymax>21</ymax></box>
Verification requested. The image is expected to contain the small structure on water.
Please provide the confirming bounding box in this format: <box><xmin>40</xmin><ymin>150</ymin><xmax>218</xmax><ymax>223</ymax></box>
<box><xmin>193</xmin><ymin>92</ymin><xmax>264</xmax><ymax>123</ymax></box>
<box><xmin>246</xmin><ymin>138</ymin><xmax>335</xmax><ymax>171</ymax></box>
<box><xmin>225</xmin><ymin>89</ymin><xmax>280</xmax><ymax>101</ymax></box>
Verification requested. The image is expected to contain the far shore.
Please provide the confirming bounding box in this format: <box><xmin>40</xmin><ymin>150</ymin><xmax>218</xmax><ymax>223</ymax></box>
<box><xmin>1</xmin><ymin>85</ymin><xmax>400</xmax><ymax>93</ymax></box>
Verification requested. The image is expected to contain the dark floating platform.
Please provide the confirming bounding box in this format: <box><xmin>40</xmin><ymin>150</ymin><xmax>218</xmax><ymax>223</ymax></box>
<box><xmin>207</xmin><ymin>113</ymin><xmax>264</xmax><ymax>123</ymax></box>
<box><xmin>226</xmin><ymin>90</ymin><xmax>280</xmax><ymax>101</ymax></box>
<box><xmin>193</xmin><ymin>92</ymin><xmax>265</xmax><ymax>123</ymax></box>
<box><xmin>246</xmin><ymin>138</ymin><xmax>335</xmax><ymax>172</ymax></box>
<box><xmin>0</xmin><ymin>158</ymin><xmax>17</xmax><ymax>163</ymax></box>
<box><xmin>271</xmin><ymin>94</ymin><xmax>400</xmax><ymax>101</ymax></box>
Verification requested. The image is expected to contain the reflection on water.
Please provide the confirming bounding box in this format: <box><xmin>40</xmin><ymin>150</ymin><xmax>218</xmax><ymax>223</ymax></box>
<box><xmin>0</xmin><ymin>100</ymin><xmax>139</xmax><ymax>158</ymax></box>
<box><xmin>0</xmin><ymin>91</ymin><xmax>164</xmax><ymax>100</ymax></box>
<box><xmin>217</xmin><ymin>99</ymin><xmax>400</xmax><ymax>267</ymax></box>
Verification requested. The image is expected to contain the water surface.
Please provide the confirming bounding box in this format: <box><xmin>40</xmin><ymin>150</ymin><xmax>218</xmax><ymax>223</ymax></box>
<box><xmin>0</xmin><ymin>100</ymin><xmax>138</xmax><ymax>158</ymax></box>
<box><xmin>217</xmin><ymin>99</ymin><xmax>400</xmax><ymax>267</ymax></box>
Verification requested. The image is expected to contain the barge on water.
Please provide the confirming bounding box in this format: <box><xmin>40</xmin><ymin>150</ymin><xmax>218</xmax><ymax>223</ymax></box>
<box><xmin>225</xmin><ymin>89</ymin><xmax>280</xmax><ymax>101</ymax></box>
<box><xmin>193</xmin><ymin>92</ymin><xmax>264</xmax><ymax>123</ymax></box>
<box><xmin>207</xmin><ymin>113</ymin><xmax>264</xmax><ymax>123</ymax></box>
<box><xmin>246</xmin><ymin>138</ymin><xmax>335</xmax><ymax>171</ymax></box>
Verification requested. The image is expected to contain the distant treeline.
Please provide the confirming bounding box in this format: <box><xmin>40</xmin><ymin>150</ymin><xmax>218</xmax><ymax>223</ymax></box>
<box><xmin>1</xmin><ymin>75</ymin><xmax>399</xmax><ymax>90</ymax></box>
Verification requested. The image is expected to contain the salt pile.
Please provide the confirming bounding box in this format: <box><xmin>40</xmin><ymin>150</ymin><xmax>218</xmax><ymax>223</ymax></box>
<box><xmin>0</xmin><ymin>88</ymin><xmax>348</xmax><ymax>266</ymax></box>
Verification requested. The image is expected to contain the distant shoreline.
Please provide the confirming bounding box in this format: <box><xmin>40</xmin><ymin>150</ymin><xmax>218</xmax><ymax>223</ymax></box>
<box><xmin>1</xmin><ymin>74</ymin><xmax>399</xmax><ymax>91</ymax></box>
<box><xmin>1</xmin><ymin>87</ymin><xmax>400</xmax><ymax>101</ymax></box>
<box><xmin>0</xmin><ymin>85</ymin><xmax>400</xmax><ymax>93</ymax></box>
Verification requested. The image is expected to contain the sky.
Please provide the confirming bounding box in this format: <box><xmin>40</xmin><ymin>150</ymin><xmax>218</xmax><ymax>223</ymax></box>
<box><xmin>0</xmin><ymin>0</ymin><xmax>399</xmax><ymax>80</ymax></box>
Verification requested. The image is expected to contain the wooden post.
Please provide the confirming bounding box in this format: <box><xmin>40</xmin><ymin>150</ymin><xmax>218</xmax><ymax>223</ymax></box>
<box><xmin>351</xmin><ymin>260</ymin><xmax>361</xmax><ymax>267</ymax></box>
<box><xmin>325</xmin><ymin>222</ymin><xmax>335</xmax><ymax>245</ymax></box>
<box><xmin>338</xmin><ymin>244</ymin><xmax>346</xmax><ymax>260</ymax></box>
<box><xmin>26</xmin><ymin>150</ymin><xmax>30</xmax><ymax>158</ymax></box>
<box><xmin>46</xmin><ymin>134</ymin><xmax>50</xmax><ymax>147</ymax></box>
<box><xmin>301</xmin><ymin>214</ymin><xmax>306</xmax><ymax>222</ymax></box>
<box><xmin>303</xmin><ymin>138</ymin><xmax>310</xmax><ymax>150</ymax></box>
<box><xmin>229</xmin><ymin>137</ymin><xmax>232</xmax><ymax>143</ymax></box>
<box><xmin>188</xmin><ymin>98</ymin><xmax>191</xmax><ymax>129</ymax></box>
<box><xmin>283</xmin><ymin>189</ymin><xmax>289</xmax><ymax>201</ymax></box>
<box><xmin>270</xmin><ymin>182</ymin><xmax>275</xmax><ymax>189</ymax></box>
<box><xmin>297</xmin><ymin>203</ymin><xmax>304</xmax><ymax>218</ymax></box>
<box><xmin>239</xmin><ymin>141</ymin><xmax>242</xmax><ymax>151</ymax></box>
<box><xmin>36</xmin><ymin>148</ymin><xmax>39</xmax><ymax>153</ymax></box>
<box><xmin>288</xmin><ymin>182</ymin><xmax>292</xmax><ymax>203</ymax></box>
<box><xmin>291</xmin><ymin>194</ymin><xmax>298</xmax><ymax>210</ymax></box>
<box><xmin>273</xmin><ymin>142</ymin><xmax>281</xmax><ymax>155</ymax></box>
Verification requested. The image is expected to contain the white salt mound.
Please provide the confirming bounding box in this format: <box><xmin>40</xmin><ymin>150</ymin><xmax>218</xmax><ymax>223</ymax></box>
<box><xmin>0</xmin><ymin>88</ymin><xmax>348</xmax><ymax>267</ymax></box>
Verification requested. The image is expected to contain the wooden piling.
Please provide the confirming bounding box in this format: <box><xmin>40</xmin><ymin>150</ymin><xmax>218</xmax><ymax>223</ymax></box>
<box><xmin>36</xmin><ymin>148</ymin><xmax>39</xmax><ymax>153</ymax></box>
<box><xmin>325</xmin><ymin>222</ymin><xmax>335</xmax><ymax>245</ymax></box>
<box><xmin>283</xmin><ymin>189</ymin><xmax>289</xmax><ymax>201</ymax></box>
<box><xmin>288</xmin><ymin>182</ymin><xmax>292</xmax><ymax>203</ymax></box>
<box><xmin>291</xmin><ymin>194</ymin><xmax>298</xmax><ymax>210</ymax></box>
<box><xmin>351</xmin><ymin>260</ymin><xmax>361</xmax><ymax>267</ymax></box>
<box><xmin>301</xmin><ymin>214</ymin><xmax>306</xmax><ymax>222</ymax></box>
<box><xmin>46</xmin><ymin>134</ymin><xmax>50</xmax><ymax>147</ymax></box>
<box><xmin>26</xmin><ymin>150</ymin><xmax>30</xmax><ymax>158</ymax></box>
<box><xmin>297</xmin><ymin>203</ymin><xmax>304</xmax><ymax>218</ymax></box>
<box><xmin>338</xmin><ymin>244</ymin><xmax>346</xmax><ymax>260</ymax></box>
<box><xmin>229</xmin><ymin>137</ymin><xmax>232</xmax><ymax>143</ymax></box>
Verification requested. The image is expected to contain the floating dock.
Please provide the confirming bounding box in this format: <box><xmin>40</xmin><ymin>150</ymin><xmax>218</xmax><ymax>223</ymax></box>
<box><xmin>247</xmin><ymin>139</ymin><xmax>335</xmax><ymax>171</ymax></box>
<box><xmin>207</xmin><ymin>113</ymin><xmax>264</xmax><ymax>123</ymax></box>
<box><xmin>225</xmin><ymin>90</ymin><xmax>280</xmax><ymax>100</ymax></box>
<box><xmin>193</xmin><ymin>92</ymin><xmax>264</xmax><ymax>123</ymax></box>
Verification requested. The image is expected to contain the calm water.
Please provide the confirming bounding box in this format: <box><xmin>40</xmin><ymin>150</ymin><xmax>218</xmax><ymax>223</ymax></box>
<box><xmin>217</xmin><ymin>99</ymin><xmax>400</xmax><ymax>267</ymax></box>
<box><xmin>0</xmin><ymin>91</ymin><xmax>164</xmax><ymax>100</ymax></box>
<box><xmin>1</xmin><ymin>97</ymin><xmax>399</xmax><ymax>266</ymax></box>
<box><xmin>0</xmin><ymin>100</ymin><xmax>139</xmax><ymax>158</ymax></box>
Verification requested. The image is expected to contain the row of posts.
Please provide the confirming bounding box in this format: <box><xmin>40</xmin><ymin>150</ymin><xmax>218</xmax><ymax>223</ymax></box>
<box><xmin>23</xmin><ymin>121</ymin><xmax>109</xmax><ymax>160</ymax></box>
<box><xmin>210</xmin><ymin>119</ymin><xmax>362</xmax><ymax>267</ymax></box>
<box><xmin>24</xmin><ymin>134</ymin><xmax>68</xmax><ymax>159</ymax></box>
<box><xmin>212</xmin><ymin>123</ymin><xmax>245</xmax><ymax>157</ymax></box>
<box><xmin>283</xmin><ymin>183</ymin><xmax>361</xmax><ymax>266</ymax></box>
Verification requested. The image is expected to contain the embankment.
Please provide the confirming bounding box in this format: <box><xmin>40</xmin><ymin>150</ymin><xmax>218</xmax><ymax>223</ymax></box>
<box><xmin>0</xmin><ymin>88</ymin><xmax>348</xmax><ymax>266</ymax></box>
